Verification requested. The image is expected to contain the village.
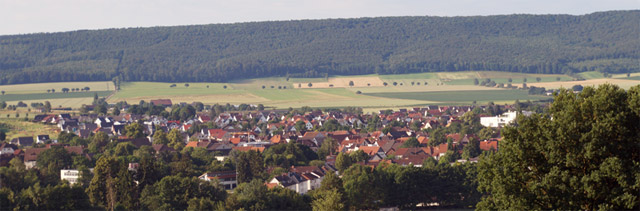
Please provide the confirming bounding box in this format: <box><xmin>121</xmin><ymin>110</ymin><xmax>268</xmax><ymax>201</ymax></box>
<box><xmin>0</xmin><ymin>98</ymin><xmax>533</xmax><ymax>194</ymax></box>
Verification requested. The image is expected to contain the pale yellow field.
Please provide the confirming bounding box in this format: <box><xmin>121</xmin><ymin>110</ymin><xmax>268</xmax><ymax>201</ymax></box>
<box><xmin>119</xmin><ymin>93</ymin><xmax>269</xmax><ymax>105</ymax></box>
<box><xmin>347</xmin><ymin>84</ymin><xmax>498</xmax><ymax>93</ymax></box>
<box><xmin>522</xmin><ymin>78</ymin><xmax>640</xmax><ymax>89</ymax></box>
<box><xmin>437</xmin><ymin>72</ymin><xmax>483</xmax><ymax>80</ymax></box>
<box><xmin>0</xmin><ymin>81</ymin><xmax>114</xmax><ymax>94</ymax></box>
<box><xmin>295</xmin><ymin>76</ymin><xmax>386</xmax><ymax>88</ymax></box>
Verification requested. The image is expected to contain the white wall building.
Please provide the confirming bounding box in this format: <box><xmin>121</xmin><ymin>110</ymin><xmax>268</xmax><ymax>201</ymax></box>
<box><xmin>480</xmin><ymin>111</ymin><xmax>533</xmax><ymax>127</ymax></box>
<box><xmin>60</xmin><ymin>169</ymin><xmax>81</xmax><ymax>185</ymax></box>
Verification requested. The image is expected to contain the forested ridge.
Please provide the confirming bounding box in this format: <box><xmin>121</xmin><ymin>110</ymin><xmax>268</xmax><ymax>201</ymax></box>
<box><xmin>0</xmin><ymin>10</ymin><xmax>638</xmax><ymax>85</ymax></box>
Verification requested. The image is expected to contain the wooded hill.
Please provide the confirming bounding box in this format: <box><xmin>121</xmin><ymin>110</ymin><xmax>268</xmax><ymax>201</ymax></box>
<box><xmin>0</xmin><ymin>10</ymin><xmax>637</xmax><ymax>85</ymax></box>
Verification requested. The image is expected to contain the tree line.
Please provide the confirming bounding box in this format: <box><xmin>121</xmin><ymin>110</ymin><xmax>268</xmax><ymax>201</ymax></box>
<box><xmin>0</xmin><ymin>11</ymin><xmax>637</xmax><ymax>85</ymax></box>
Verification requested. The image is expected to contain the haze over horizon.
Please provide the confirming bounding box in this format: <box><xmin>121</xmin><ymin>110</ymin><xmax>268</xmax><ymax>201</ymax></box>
<box><xmin>1</xmin><ymin>0</ymin><xmax>638</xmax><ymax>35</ymax></box>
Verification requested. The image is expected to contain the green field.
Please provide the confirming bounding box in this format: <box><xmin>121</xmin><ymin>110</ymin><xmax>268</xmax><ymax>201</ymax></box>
<box><xmin>0</xmin><ymin>91</ymin><xmax>113</xmax><ymax>102</ymax></box>
<box><xmin>364</xmin><ymin>90</ymin><xmax>551</xmax><ymax>103</ymax></box>
<box><xmin>576</xmin><ymin>71</ymin><xmax>605</xmax><ymax>79</ymax></box>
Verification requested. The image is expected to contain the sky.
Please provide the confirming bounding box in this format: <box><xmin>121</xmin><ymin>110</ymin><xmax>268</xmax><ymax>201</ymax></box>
<box><xmin>0</xmin><ymin>0</ymin><xmax>638</xmax><ymax>35</ymax></box>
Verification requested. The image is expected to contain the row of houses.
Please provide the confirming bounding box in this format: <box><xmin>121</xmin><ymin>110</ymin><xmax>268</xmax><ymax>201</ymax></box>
<box><xmin>8</xmin><ymin>104</ymin><xmax>528</xmax><ymax>194</ymax></box>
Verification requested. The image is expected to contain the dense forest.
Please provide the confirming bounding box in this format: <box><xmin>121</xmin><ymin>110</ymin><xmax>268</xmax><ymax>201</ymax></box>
<box><xmin>0</xmin><ymin>10</ymin><xmax>638</xmax><ymax>85</ymax></box>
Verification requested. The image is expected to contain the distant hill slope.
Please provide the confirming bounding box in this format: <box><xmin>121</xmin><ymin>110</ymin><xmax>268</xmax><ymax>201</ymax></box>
<box><xmin>0</xmin><ymin>10</ymin><xmax>638</xmax><ymax>85</ymax></box>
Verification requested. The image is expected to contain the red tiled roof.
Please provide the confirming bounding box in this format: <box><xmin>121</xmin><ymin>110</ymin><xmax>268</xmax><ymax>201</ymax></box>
<box><xmin>480</xmin><ymin>140</ymin><xmax>499</xmax><ymax>151</ymax></box>
<box><xmin>270</xmin><ymin>135</ymin><xmax>285</xmax><ymax>144</ymax></box>
<box><xmin>208</xmin><ymin>129</ymin><xmax>227</xmax><ymax>139</ymax></box>
<box><xmin>358</xmin><ymin>146</ymin><xmax>382</xmax><ymax>156</ymax></box>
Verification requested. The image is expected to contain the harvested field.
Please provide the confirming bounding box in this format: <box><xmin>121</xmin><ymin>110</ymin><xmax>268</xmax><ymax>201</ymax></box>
<box><xmin>295</xmin><ymin>76</ymin><xmax>385</xmax><ymax>88</ymax></box>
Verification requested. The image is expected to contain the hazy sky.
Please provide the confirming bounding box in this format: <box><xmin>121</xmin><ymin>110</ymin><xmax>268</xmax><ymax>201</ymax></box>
<box><xmin>1</xmin><ymin>0</ymin><xmax>638</xmax><ymax>35</ymax></box>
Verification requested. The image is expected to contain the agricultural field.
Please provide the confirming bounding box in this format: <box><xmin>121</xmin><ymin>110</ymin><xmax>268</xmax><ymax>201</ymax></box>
<box><xmin>1</xmin><ymin>71</ymin><xmax>637</xmax><ymax>111</ymax></box>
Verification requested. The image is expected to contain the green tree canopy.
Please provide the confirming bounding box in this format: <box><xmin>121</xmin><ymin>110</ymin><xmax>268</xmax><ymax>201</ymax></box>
<box><xmin>140</xmin><ymin>175</ymin><xmax>226</xmax><ymax>210</ymax></box>
<box><xmin>335</xmin><ymin>152</ymin><xmax>352</xmax><ymax>173</ymax></box>
<box><xmin>125</xmin><ymin>122</ymin><xmax>145</xmax><ymax>138</ymax></box>
<box><xmin>477</xmin><ymin>84</ymin><xmax>640</xmax><ymax>210</ymax></box>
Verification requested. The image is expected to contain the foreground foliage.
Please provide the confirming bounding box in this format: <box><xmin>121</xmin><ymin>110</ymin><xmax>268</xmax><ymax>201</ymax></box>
<box><xmin>477</xmin><ymin>84</ymin><xmax>640</xmax><ymax>210</ymax></box>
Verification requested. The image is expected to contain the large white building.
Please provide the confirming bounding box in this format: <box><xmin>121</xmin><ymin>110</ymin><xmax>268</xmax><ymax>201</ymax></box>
<box><xmin>60</xmin><ymin>169</ymin><xmax>81</xmax><ymax>185</ymax></box>
<box><xmin>480</xmin><ymin>111</ymin><xmax>533</xmax><ymax>128</ymax></box>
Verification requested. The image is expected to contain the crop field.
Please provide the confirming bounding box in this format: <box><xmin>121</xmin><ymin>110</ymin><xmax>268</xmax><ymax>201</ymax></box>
<box><xmin>576</xmin><ymin>71</ymin><xmax>605</xmax><ymax>79</ymax></box>
<box><xmin>110</xmin><ymin>82</ymin><xmax>244</xmax><ymax>100</ymax></box>
<box><xmin>2</xmin><ymin>71</ymin><xmax>637</xmax><ymax>111</ymax></box>
<box><xmin>364</xmin><ymin>90</ymin><xmax>551</xmax><ymax>104</ymax></box>
<box><xmin>296</xmin><ymin>76</ymin><xmax>386</xmax><ymax>88</ymax></box>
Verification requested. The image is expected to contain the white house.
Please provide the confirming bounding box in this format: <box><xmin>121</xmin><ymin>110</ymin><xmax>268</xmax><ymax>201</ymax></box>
<box><xmin>199</xmin><ymin>171</ymin><xmax>237</xmax><ymax>190</ymax></box>
<box><xmin>60</xmin><ymin>169</ymin><xmax>81</xmax><ymax>185</ymax></box>
<box><xmin>0</xmin><ymin>143</ymin><xmax>18</xmax><ymax>155</ymax></box>
<box><xmin>480</xmin><ymin>111</ymin><xmax>533</xmax><ymax>127</ymax></box>
<box><xmin>267</xmin><ymin>166</ymin><xmax>325</xmax><ymax>194</ymax></box>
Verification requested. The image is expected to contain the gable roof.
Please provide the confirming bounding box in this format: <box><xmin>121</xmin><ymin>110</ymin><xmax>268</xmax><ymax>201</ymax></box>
<box><xmin>208</xmin><ymin>129</ymin><xmax>228</xmax><ymax>139</ymax></box>
<box><xmin>358</xmin><ymin>146</ymin><xmax>382</xmax><ymax>156</ymax></box>
<box><xmin>11</xmin><ymin>137</ymin><xmax>34</xmax><ymax>146</ymax></box>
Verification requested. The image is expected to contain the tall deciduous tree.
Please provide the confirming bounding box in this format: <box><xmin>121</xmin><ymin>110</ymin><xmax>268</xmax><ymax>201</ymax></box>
<box><xmin>87</xmin><ymin>156</ymin><xmax>137</xmax><ymax>210</ymax></box>
<box><xmin>342</xmin><ymin>164</ymin><xmax>380</xmax><ymax>210</ymax></box>
<box><xmin>477</xmin><ymin>84</ymin><xmax>640</xmax><ymax>210</ymax></box>
<box><xmin>233</xmin><ymin>150</ymin><xmax>265</xmax><ymax>183</ymax></box>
